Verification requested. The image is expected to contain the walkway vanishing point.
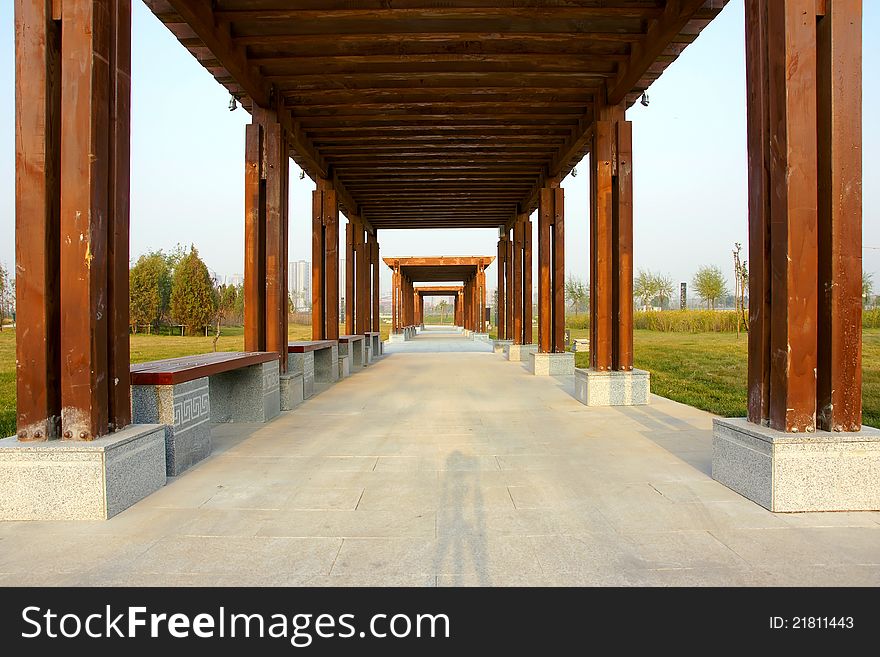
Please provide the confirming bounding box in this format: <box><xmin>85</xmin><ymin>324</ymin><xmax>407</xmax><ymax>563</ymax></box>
<box><xmin>2</xmin><ymin>329</ymin><xmax>878</xmax><ymax>587</ymax></box>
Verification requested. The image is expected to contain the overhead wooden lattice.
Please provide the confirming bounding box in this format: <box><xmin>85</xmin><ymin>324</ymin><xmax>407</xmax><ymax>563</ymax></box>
<box><xmin>145</xmin><ymin>0</ymin><xmax>728</xmax><ymax>228</ymax></box>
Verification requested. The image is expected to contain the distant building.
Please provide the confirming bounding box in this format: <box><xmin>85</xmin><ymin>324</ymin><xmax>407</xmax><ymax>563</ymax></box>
<box><xmin>289</xmin><ymin>260</ymin><xmax>311</xmax><ymax>311</ymax></box>
<box><xmin>226</xmin><ymin>273</ymin><xmax>243</xmax><ymax>287</ymax></box>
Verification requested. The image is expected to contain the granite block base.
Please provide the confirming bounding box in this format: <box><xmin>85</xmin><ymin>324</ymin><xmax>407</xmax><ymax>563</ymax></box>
<box><xmin>712</xmin><ymin>418</ymin><xmax>880</xmax><ymax>512</ymax></box>
<box><xmin>280</xmin><ymin>373</ymin><xmax>304</xmax><ymax>411</ymax></box>
<box><xmin>132</xmin><ymin>377</ymin><xmax>211</xmax><ymax>476</ymax></box>
<box><xmin>504</xmin><ymin>343</ymin><xmax>537</xmax><ymax>362</ymax></box>
<box><xmin>493</xmin><ymin>339</ymin><xmax>513</xmax><ymax>353</ymax></box>
<box><xmin>529</xmin><ymin>351</ymin><xmax>575</xmax><ymax>376</ymax></box>
<box><xmin>314</xmin><ymin>345</ymin><xmax>340</xmax><ymax>384</ymax></box>
<box><xmin>0</xmin><ymin>424</ymin><xmax>166</xmax><ymax>520</ymax></box>
<box><xmin>574</xmin><ymin>368</ymin><xmax>650</xmax><ymax>406</ymax></box>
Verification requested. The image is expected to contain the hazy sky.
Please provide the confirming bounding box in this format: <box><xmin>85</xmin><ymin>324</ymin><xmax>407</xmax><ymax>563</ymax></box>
<box><xmin>1</xmin><ymin>1</ymin><xmax>877</xmax><ymax>296</ymax></box>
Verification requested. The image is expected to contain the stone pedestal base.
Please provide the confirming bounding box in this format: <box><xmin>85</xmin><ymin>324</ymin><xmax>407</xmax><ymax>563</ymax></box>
<box><xmin>504</xmin><ymin>343</ymin><xmax>538</xmax><ymax>361</ymax></box>
<box><xmin>492</xmin><ymin>339</ymin><xmax>513</xmax><ymax>354</ymax></box>
<box><xmin>574</xmin><ymin>368</ymin><xmax>650</xmax><ymax>406</ymax></box>
<box><xmin>473</xmin><ymin>332</ymin><xmax>489</xmax><ymax>341</ymax></box>
<box><xmin>712</xmin><ymin>418</ymin><xmax>880</xmax><ymax>512</ymax></box>
<box><xmin>280</xmin><ymin>373</ymin><xmax>304</xmax><ymax>411</ymax></box>
<box><xmin>529</xmin><ymin>351</ymin><xmax>575</xmax><ymax>375</ymax></box>
<box><xmin>315</xmin><ymin>344</ymin><xmax>340</xmax><ymax>384</ymax></box>
<box><xmin>0</xmin><ymin>424</ymin><xmax>166</xmax><ymax>520</ymax></box>
<box><xmin>389</xmin><ymin>332</ymin><xmax>406</xmax><ymax>343</ymax></box>
<box><xmin>338</xmin><ymin>354</ymin><xmax>351</xmax><ymax>379</ymax></box>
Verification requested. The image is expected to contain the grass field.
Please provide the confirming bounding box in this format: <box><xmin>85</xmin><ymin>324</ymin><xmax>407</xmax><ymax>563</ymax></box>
<box><xmin>0</xmin><ymin>325</ymin><xmax>876</xmax><ymax>436</ymax></box>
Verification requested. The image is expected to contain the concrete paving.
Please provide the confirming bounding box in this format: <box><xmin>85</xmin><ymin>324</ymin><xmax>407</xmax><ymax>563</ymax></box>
<box><xmin>1</xmin><ymin>330</ymin><xmax>878</xmax><ymax>586</ymax></box>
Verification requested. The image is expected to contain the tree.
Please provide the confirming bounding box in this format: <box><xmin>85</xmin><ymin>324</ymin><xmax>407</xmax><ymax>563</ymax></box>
<box><xmin>634</xmin><ymin>269</ymin><xmax>659</xmax><ymax>310</ymax></box>
<box><xmin>437</xmin><ymin>299</ymin><xmax>449</xmax><ymax>323</ymax></box>
<box><xmin>170</xmin><ymin>246</ymin><xmax>217</xmax><ymax>334</ymax></box>
<box><xmin>733</xmin><ymin>243</ymin><xmax>749</xmax><ymax>334</ymax></box>
<box><xmin>0</xmin><ymin>262</ymin><xmax>9</xmax><ymax>330</ymax></box>
<box><xmin>654</xmin><ymin>274</ymin><xmax>675</xmax><ymax>310</ymax></box>
<box><xmin>692</xmin><ymin>265</ymin><xmax>728</xmax><ymax>310</ymax></box>
<box><xmin>864</xmin><ymin>271</ymin><xmax>875</xmax><ymax>308</ymax></box>
<box><xmin>564</xmin><ymin>274</ymin><xmax>588</xmax><ymax>315</ymax></box>
<box><xmin>129</xmin><ymin>251</ymin><xmax>172</xmax><ymax>332</ymax></box>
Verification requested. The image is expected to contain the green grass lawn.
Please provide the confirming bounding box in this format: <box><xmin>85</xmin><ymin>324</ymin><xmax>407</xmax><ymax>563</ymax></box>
<box><xmin>1</xmin><ymin>326</ymin><xmax>876</xmax><ymax>436</ymax></box>
<box><xmin>572</xmin><ymin>328</ymin><xmax>880</xmax><ymax>428</ymax></box>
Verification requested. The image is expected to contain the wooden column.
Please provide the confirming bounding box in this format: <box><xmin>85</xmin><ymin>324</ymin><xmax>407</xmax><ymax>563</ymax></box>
<box><xmin>480</xmin><ymin>265</ymin><xmax>487</xmax><ymax>333</ymax></box>
<box><xmin>27</xmin><ymin>0</ymin><xmax>133</xmax><ymax>440</ymax></box>
<box><xmin>506</xmin><ymin>230</ymin><xmax>514</xmax><ymax>341</ymax></box>
<box><xmin>746</xmin><ymin>0</ymin><xmax>862</xmax><ymax>432</ymax></box>
<box><xmin>523</xmin><ymin>217</ymin><xmax>534</xmax><ymax>345</ymax></box>
<box><xmin>538</xmin><ymin>187</ymin><xmax>564</xmax><ymax>353</ymax></box>
<box><xmin>248</xmin><ymin>108</ymin><xmax>289</xmax><ymax>373</ymax></box>
<box><xmin>356</xmin><ymin>223</ymin><xmax>368</xmax><ymax>335</ymax></box>
<box><xmin>15</xmin><ymin>0</ymin><xmax>62</xmax><ymax>440</ymax></box>
<box><xmin>590</xmin><ymin>101</ymin><xmax>633</xmax><ymax>372</ymax></box>
<box><xmin>512</xmin><ymin>218</ymin><xmax>524</xmax><ymax>344</ymax></box>
<box><xmin>312</xmin><ymin>184</ymin><xmax>338</xmax><ymax>340</ymax></box>
<box><xmin>497</xmin><ymin>235</ymin><xmax>507</xmax><ymax>339</ymax></box>
<box><xmin>371</xmin><ymin>235</ymin><xmax>380</xmax><ymax>333</ymax></box>
<box><xmin>344</xmin><ymin>220</ymin><xmax>355</xmax><ymax>335</ymax></box>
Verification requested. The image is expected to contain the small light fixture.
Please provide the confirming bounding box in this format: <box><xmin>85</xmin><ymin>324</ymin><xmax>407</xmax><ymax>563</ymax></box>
<box><xmin>228</xmin><ymin>95</ymin><xmax>238</xmax><ymax>111</ymax></box>
<box><xmin>299</xmin><ymin>169</ymin><xmax>306</xmax><ymax>180</ymax></box>
<box><xmin>640</xmin><ymin>92</ymin><xmax>650</xmax><ymax>107</ymax></box>
<box><xmin>571</xmin><ymin>167</ymin><xmax>578</xmax><ymax>178</ymax></box>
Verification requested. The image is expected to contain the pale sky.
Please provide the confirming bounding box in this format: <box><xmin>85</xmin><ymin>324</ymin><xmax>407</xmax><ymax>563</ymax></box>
<box><xmin>1</xmin><ymin>1</ymin><xmax>877</xmax><ymax>296</ymax></box>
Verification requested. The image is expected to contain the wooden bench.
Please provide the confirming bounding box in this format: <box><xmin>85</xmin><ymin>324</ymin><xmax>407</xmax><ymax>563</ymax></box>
<box><xmin>131</xmin><ymin>352</ymin><xmax>281</xmax><ymax>476</ymax></box>
<box><xmin>338</xmin><ymin>334</ymin><xmax>367</xmax><ymax>371</ymax></box>
<box><xmin>288</xmin><ymin>340</ymin><xmax>339</xmax><ymax>398</ymax></box>
<box><xmin>364</xmin><ymin>331</ymin><xmax>382</xmax><ymax>360</ymax></box>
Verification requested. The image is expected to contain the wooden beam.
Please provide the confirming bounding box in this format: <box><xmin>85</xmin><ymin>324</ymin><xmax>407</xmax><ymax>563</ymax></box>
<box><xmin>606</xmin><ymin>0</ymin><xmax>708</xmax><ymax>106</ymax></box>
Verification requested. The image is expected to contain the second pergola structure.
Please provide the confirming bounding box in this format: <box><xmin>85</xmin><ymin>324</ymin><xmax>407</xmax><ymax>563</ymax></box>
<box><xmin>385</xmin><ymin>257</ymin><xmax>493</xmax><ymax>335</ymax></box>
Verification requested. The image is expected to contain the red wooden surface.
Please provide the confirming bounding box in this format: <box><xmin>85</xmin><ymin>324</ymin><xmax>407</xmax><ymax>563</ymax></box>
<box><xmin>288</xmin><ymin>340</ymin><xmax>338</xmax><ymax>353</ymax></box>
<box><xmin>130</xmin><ymin>352</ymin><xmax>278</xmax><ymax>386</ymax></box>
<box><xmin>14</xmin><ymin>0</ymin><xmax>62</xmax><ymax>440</ymax></box>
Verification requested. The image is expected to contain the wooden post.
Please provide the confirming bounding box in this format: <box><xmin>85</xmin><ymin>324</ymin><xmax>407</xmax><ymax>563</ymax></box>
<box><xmin>497</xmin><ymin>235</ymin><xmax>506</xmax><ymax>339</ymax></box>
<box><xmin>538</xmin><ymin>187</ymin><xmax>563</xmax><ymax>352</ymax></box>
<box><xmin>56</xmin><ymin>0</ymin><xmax>132</xmax><ymax>440</ymax></box>
<box><xmin>371</xmin><ymin>235</ymin><xmax>380</xmax><ymax>333</ymax></box>
<box><xmin>816</xmin><ymin>0</ymin><xmax>862</xmax><ymax>431</ymax></box>
<box><xmin>506</xmin><ymin>230</ymin><xmax>514</xmax><ymax>342</ymax></box>
<box><xmin>590</xmin><ymin>101</ymin><xmax>633</xmax><ymax>371</ymax></box>
<box><xmin>745</xmin><ymin>0</ymin><xmax>861</xmax><ymax>433</ymax></box>
<box><xmin>252</xmin><ymin>110</ymin><xmax>289</xmax><ymax>373</ymax></box>
<box><xmin>245</xmin><ymin>124</ymin><xmax>266</xmax><ymax>351</ymax></box>
<box><xmin>345</xmin><ymin>219</ymin><xmax>354</xmax><ymax>334</ymax></box>
<box><xmin>356</xmin><ymin>223</ymin><xmax>368</xmax><ymax>334</ymax></box>
<box><xmin>324</xmin><ymin>189</ymin><xmax>339</xmax><ymax>341</ymax></box>
<box><xmin>523</xmin><ymin>218</ymin><xmax>533</xmax><ymax>344</ymax></box>
<box><xmin>512</xmin><ymin>218</ymin><xmax>523</xmax><ymax>345</ymax></box>
<box><xmin>552</xmin><ymin>188</ymin><xmax>565</xmax><ymax>353</ymax></box>
<box><xmin>538</xmin><ymin>193</ymin><xmax>551</xmax><ymax>353</ymax></box>
<box><xmin>312</xmin><ymin>188</ymin><xmax>325</xmax><ymax>340</ymax></box>
<box><xmin>15</xmin><ymin>0</ymin><xmax>62</xmax><ymax>440</ymax></box>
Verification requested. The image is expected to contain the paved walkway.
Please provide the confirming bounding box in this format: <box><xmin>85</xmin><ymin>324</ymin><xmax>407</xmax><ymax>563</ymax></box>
<box><xmin>1</xmin><ymin>329</ymin><xmax>879</xmax><ymax>586</ymax></box>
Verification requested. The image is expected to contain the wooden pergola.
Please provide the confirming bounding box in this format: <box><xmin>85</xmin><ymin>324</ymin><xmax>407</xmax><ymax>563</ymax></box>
<box><xmin>384</xmin><ymin>257</ymin><xmax>493</xmax><ymax>333</ymax></box>
<box><xmin>413</xmin><ymin>286</ymin><xmax>464</xmax><ymax>327</ymax></box>
<box><xmin>13</xmin><ymin>0</ymin><xmax>863</xmax><ymax>448</ymax></box>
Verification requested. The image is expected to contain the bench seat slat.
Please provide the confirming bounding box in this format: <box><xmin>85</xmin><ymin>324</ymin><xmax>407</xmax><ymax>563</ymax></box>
<box><xmin>130</xmin><ymin>351</ymin><xmax>279</xmax><ymax>385</ymax></box>
<box><xmin>287</xmin><ymin>340</ymin><xmax>337</xmax><ymax>353</ymax></box>
<box><xmin>337</xmin><ymin>334</ymin><xmax>365</xmax><ymax>343</ymax></box>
